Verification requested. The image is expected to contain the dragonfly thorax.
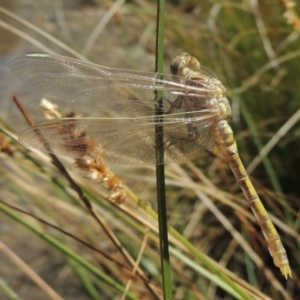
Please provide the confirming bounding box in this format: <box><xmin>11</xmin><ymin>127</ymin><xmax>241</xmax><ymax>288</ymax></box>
<box><xmin>171</xmin><ymin>53</ymin><xmax>232</xmax><ymax>120</ymax></box>
<box><xmin>206</xmin><ymin>79</ymin><xmax>232</xmax><ymax>120</ymax></box>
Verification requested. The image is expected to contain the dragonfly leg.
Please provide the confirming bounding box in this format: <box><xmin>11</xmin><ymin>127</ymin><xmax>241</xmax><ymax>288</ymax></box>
<box><xmin>163</xmin><ymin>95</ymin><xmax>184</xmax><ymax>114</ymax></box>
<box><xmin>186</xmin><ymin>122</ymin><xmax>199</xmax><ymax>140</ymax></box>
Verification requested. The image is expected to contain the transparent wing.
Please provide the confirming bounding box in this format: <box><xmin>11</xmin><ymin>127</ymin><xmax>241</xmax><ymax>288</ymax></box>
<box><xmin>10</xmin><ymin>53</ymin><xmax>218</xmax><ymax>116</ymax></box>
<box><xmin>19</xmin><ymin>114</ymin><xmax>216</xmax><ymax>165</ymax></box>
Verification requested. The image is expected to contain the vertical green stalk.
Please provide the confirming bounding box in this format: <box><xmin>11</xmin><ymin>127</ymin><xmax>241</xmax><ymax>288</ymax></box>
<box><xmin>155</xmin><ymin>0</ymin><xmax>172</xmax><ymax>299</ymax></box>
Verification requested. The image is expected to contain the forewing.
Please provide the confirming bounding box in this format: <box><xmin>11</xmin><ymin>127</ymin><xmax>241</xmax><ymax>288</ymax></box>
<box><xmin>10</xmin><ymin>53</ymin><xmax>217</xmax><ymax>116</ymax></box>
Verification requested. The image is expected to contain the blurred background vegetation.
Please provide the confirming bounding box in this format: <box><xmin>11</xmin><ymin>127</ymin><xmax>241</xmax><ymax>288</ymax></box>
<box><xmin>0</xmin><ymin>0</ymin><xmax>299</xmax><ymax>299</ymax></box>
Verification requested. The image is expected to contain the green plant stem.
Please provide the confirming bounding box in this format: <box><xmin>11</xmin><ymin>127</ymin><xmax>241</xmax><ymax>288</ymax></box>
<box><xmin>155</xmin><ymin>0</ymin><xmax>172</xmax><ymax>299</ymax></box>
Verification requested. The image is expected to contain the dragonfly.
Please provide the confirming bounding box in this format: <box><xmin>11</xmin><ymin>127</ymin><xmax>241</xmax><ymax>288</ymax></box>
<box><xmin>10</xmin><ymin>52</ymin><xmax>291</xmax><ymax>278</ymax></box>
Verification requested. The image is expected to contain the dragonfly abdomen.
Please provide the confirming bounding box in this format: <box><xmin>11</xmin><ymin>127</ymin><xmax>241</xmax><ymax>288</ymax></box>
<box><xmin>213</xmin><ymin>120</ymin><xmax>291</xmax><ymax>278</ymax></box>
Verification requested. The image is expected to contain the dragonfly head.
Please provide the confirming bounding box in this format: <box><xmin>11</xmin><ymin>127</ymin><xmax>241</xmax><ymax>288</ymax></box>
<box><xmin>171</xmin><ymin>53</ymin><xmax>201</xmax><ymax>78</ymax></box>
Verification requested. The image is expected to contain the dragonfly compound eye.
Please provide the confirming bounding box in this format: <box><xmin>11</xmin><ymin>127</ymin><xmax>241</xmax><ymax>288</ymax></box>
<box><xmin>170</xmin><ymin>55</ymin><xmax>184</xmax><ymax>76</ymax></box>
<box><xmin>171</xmin><ymin>54</ymin><xmax>201</xmax><ymax>77</ymax></box>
